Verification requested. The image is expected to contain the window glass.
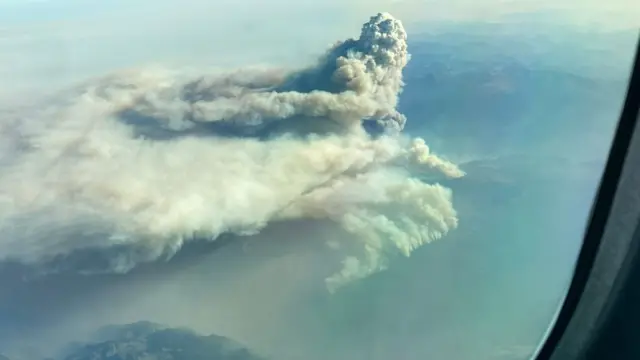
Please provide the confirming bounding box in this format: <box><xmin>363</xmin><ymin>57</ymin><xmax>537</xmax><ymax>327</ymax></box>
<box><xmin>0</xmin><ymin>1</ymin><xmax>637</xmax><ymax>360</ymax></box>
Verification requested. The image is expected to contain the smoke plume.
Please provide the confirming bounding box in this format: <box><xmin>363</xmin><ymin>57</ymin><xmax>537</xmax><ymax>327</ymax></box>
<box><xmin>0</xmin><ymin>13</ymin><xmax>463</xmax><ymax>291</ymax></box>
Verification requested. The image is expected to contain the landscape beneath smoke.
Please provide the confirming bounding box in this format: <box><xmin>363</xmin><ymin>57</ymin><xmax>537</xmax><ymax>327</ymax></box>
<box><xmin>0</xmin><ymin>10</ymin><xmax>635</xmax><ymax>360</ymax></box>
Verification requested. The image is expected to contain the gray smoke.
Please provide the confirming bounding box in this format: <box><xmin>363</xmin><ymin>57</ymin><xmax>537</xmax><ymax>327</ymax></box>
<box><xmin>123</xmin><ymin>12</ymin><xmax>410</xmax><ymax>136</ymax></box>
<box><xmin>0</xmin><ymin>13</ymin><xmax>464</xmax><ymax>291</ymax></box>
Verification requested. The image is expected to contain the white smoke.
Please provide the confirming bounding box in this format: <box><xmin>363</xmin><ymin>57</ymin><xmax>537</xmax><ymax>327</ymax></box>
<box><xmin>0</xmin><ymin>13</ymin><xmax>464</xmax><ymax>291</ymax></box>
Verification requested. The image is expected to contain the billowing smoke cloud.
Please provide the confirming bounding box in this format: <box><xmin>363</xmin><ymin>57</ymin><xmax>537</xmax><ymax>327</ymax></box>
<box><xmin>0</xmin><ymin>13</ymin><xmax>463</xmax><ymax>291</ymax></box>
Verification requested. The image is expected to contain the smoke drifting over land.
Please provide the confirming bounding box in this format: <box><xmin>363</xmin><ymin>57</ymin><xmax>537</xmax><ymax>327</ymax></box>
<box><xmin>0</xmin><ymin>13</ymin><xmax>463</xmax><ymax>291</ymax></box>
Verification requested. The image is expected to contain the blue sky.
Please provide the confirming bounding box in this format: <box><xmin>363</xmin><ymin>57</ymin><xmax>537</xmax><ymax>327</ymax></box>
<box><xmin>0</xmin><ymin>0</ymin><xmax>637</xmax><ymax>99</ymax></box>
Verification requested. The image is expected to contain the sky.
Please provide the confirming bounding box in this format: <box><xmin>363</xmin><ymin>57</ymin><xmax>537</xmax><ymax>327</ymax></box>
<box><xmin>0</xmin><ymin>0</ymin><xmax>638</xmax><ymax>98</ymax></box>
<box><xmin>0</xmin><ymin>1</ymin><xmax>638</xmax><ymax>360</ymax></box>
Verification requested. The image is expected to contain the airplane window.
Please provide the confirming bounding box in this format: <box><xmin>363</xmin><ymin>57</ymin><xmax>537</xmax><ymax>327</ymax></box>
<box><xmin>0</xmin><ymin>1</ymin><xmax>638</xmax><ymax>360</ymax></box>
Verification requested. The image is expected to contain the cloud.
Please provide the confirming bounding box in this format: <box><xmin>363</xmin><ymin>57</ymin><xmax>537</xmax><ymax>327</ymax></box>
<box><xmin>0</xmin><ymin>13</ymin><xmax>463</xmax><ymax>292</ymax></box>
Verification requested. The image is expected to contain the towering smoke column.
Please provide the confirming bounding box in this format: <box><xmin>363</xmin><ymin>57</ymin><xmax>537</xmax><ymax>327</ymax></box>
<box><xmin>0</xmin><ymin>13</ymin><xmax>463</xmax><ymax>291</ymax></box>
<box><xmin>277</xmin><ymin>12</ymin><xmax>410</xmax><ymax>132</ymax></box>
